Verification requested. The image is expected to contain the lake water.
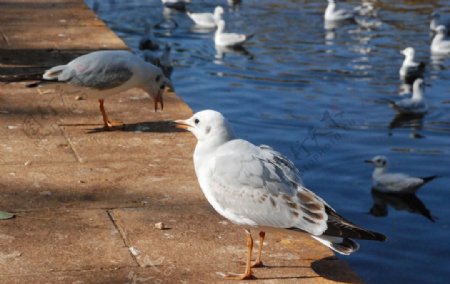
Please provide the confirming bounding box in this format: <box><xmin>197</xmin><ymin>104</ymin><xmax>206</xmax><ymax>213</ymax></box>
<box><xmin>85</xmin><ymin>0</ymin><xmax>450</xmax><ymax>283</ymax></box>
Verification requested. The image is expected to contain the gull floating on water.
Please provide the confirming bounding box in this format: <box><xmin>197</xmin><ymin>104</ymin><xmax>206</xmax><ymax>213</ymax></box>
<box><xmin>390</xmin><ymin>79</ymin><xmax>428</xmax><ymax>115</ymax></box>
<box><xmin>365</xmin><ymin>155</ymin><xmax>438</xmax><ymax>194</ymax></box>
<box><xmin>175</xmin><ymin>110</ymin><xmax>386</xmax><ymax>280</ymax></box>
<box><xmin>324</xmin><ymin>0</ymin><xmax>355</xmax><ymax>22</ymax></box>
<box><xmin>399</xmin><ymin>47</ymin><xmax>425</xmax><ymax>85</ymax></box>
<box><xmin>139</xmin><ymin>26</ymin><xmax>159</xmax><ymax>51</ymax></box>
<box><xmin>215</xmin><ymin>19</ymin><xmax>253</xmax><ymax>47</ymax></box>
<box><xmin>430</xmin><ymin>12</ymin><xmax>450</xmax><ymax>35</ymax></box>
<box><xmin>143</xmin><ymin>44</ymin><xmax>174</xmax><ymax>79</ymax></box>
<box><xmin>28</xmin><ymin>50</ymin><xmax>171</xmax><ymax>129</ymax></box>
<box><xmin>187</xmin><ymin>6</ymin><xmax>224</xmax><ymax>28</ymax></box>
<box><xmin>431</xmin><ymin>25</ymin><xmax>450</xmax><ymax>55</ymax></box>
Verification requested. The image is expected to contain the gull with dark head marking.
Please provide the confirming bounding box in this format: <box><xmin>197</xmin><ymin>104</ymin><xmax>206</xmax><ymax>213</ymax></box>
<box><xmin>187</xmin><ymin>6</ymin><xmax>224</xmax><ymax>28</ymax></box>
<box><xmin>28</xmin><ymin>50</ymin><xmax>171</xmax><ymax>129</ymax></box>
<box><xmin>390</xmin><ymin>79</ymin><xmax>428</xmax><ymax>115</ymax></box>
<box><xmin>431</xmin><ymin>25</ymin><xmax>450</xmax><ymax>55</ymax></box>
<box><xmin>161</xmin><ymin>0</ymin><xmax>190</xmax><ymax>11</ymax></box>
<box><xmin>399</xmin><ymin>47</ymin><xmax>425</xmax><ymax>85</ymax></box>
<box><xmin>365</xmin><ymin>155</ymin><xmax>438</xmax><ymax>194</ymax></box>
<box><xmin>430</xmin><ymin>12</ymin><xmax>450</xmax><ymax>35</ymax></box>
<box><xmin>214</xmin><ymin>19</ymin><xmax>253</xmax><ymax>47</ymax></box>
<box><xmin>175</xmin><ymin>110</ymin><xmax>386</xmax><ymax>280</ymax></box>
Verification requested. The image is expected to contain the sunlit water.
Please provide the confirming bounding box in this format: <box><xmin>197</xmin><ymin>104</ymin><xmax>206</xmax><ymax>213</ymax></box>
<box><xmin>85</xmin><ymin>0</ymin><xmax>450</xmax><ymax>282</ymax></box>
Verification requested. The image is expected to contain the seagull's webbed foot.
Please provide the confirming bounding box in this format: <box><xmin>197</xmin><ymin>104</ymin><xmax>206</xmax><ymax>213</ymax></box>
<box><xmin>251</xmin><ymin>231</ymin><xmax>266</xmax><ymax>268</ymax></box>
<box><xmin>222</xmin><ymin>230</ymin><xmax>256</xmax><ymax>280</ymax></box>
<box><xmin>98</xmin><ymin>99</ymin><xmax>124</xmax><ymax>130</ymax></box>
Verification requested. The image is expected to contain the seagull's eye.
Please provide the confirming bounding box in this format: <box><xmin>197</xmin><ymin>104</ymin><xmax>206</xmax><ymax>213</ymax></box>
<box><xmin>194</xmin><ymin>118</ymin><xmax>200</xmax><ymax>125</ymax></box>
<box><xmin>155</xmin><ymin>75</ymin><xmax>161</xmax><ymax>82</ymax></box>
<box><xmin>376</xmin><ymin>159</ymin><xmax>381</xmax><ymax>163</ymax></box>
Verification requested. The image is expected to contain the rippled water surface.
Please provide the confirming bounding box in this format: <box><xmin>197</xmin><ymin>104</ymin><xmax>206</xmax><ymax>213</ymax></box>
<box><xmin>85</xmin><ymin>0</ymin><xmax>450</xmax><ymax>282</ymax></box>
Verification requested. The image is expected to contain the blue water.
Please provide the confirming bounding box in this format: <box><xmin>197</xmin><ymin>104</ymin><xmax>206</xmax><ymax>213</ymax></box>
<box><xmin>85</xmin><ymin>0</ymin><xmax>450</xmax><ymax>283</ymax></box>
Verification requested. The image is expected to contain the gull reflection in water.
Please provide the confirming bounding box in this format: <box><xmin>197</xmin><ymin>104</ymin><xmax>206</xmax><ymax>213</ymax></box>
<box><xmin>214</xmin><ymin>45</ymin><xmax>253</xmax><ymax>62</ymax></box>
<box><xmin>369</xmin><ymin>189</ymin><xmax>436</xmax><ymax>222</ymax></box>
<box><xmin>388</xmin><ymin>113</ymin><xmax>425</xmax><ymax>139</ymax></box>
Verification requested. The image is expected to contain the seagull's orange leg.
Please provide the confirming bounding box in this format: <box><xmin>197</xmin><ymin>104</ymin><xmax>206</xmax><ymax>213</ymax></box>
<box><xmin>252</xmin><ymin>231</ymin><xmax>266</xmax><ymax>268</ymax></box>
<box><xmin>98</xmin><ymin>99</ymin><xmax>123</xmax><ymax>129</ymax></box>
<box><xmin>224</xmin><ymin>230</ymin><xmax>256</xmax><ymax>280</ymax></box>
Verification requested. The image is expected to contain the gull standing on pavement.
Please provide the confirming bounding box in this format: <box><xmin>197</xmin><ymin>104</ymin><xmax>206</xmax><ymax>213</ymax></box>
<box><xmin>365</xmin><ymin>155</ymin><xmax>438</xmax><ymax>194</ymax></box>
<box><xmin>175</xmin><ymin>110</ymin><xmax>386</xmax><ymax>280</ymax></box>
<box><xmin>28</xmin><ymin>50</ymin><xmax>171</xmax><ymax>129</ymax></box>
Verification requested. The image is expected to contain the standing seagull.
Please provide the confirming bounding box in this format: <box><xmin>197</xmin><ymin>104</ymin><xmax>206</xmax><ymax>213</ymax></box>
<box><xmin>28</xmin><ymin>50</ymin><xmax>171</xmax><ymax>129</ymax></box>
<box><xmin>390</xmin><ymin>79</ymin><xmax>428</xmax><ymax>115</ymax></box>
<box><xmin>214</xmin><ymin>19</ymin><xmax>253</xmax><ymax>47</ymax></box>
<box><xmin>399</xmin><ymin>47</ymin><xmax>425</xmax><ymax>85</ymax></box>
<box><xmin>365</xmin><ymin>155</ymin><xmax>438</xmax><ymax>194</ymax></box>
<box><xmin>175</xmin><ymin>110</ymin><xmax>386</xmax><ymax>280</ymax></box>
<box><xmin>324</xmin><ymin>0</ymin><xmax>355</xmax><ymax>22</ymax></box>
<box><xmin>187</xmin><ymin>6</ymin><xmax>224</xmax><ymax>28</ymax></box>
<box><xmin>431</xmin><ymin>25</ymin><xmax>450</xmax><ymax>55</ymax></box>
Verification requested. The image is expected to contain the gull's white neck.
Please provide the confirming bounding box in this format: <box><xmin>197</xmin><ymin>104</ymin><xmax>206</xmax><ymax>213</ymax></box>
<box><xmin>433</xmin><ymin>32</ymin><xmax>445</xmax><ymax>44</ymax></box>
<box><xmin>193</xmin><ymin>131</ymin><xmax>235</xmax><ymax>173</ymax></box>
<box><xmin>373</xmin><ymin>167</ymin><xmax>387</xmax><ymax>178</ymax></box>
<box><xmin>412</xmin><ymin>84</ymin><xmax>424</xmax><ymax>101</ymax></box>
<box><xmin>325</xmin><ymin>2</ymin><xmax>336</xmax><ymax>18</ymax></box>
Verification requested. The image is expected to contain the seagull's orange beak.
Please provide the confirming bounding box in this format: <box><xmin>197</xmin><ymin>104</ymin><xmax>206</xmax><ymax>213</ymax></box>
<box><xmin>174</xmin><ymin>119</ymin><xmax>191</xmax><ymax>130</ymax></box>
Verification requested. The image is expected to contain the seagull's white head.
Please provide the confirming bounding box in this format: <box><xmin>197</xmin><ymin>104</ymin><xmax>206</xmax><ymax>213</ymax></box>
<box><xmin>214</xmin><ymin>6</ymin><xmax>224</xmax><ymax>18</ymax></box>
<box><xmin>435</xmin><ymin>25</ymin><xmax>447</xmax><ymax>34</ymax></box>
<box><xmin>365</xmin><ymin>155</ymin><xmax>388</xmax><ymax>168</ymax></box>
<box><xmin>175</xmin><ymin>109</ymin><xmax>236</xmax><ymax>143</ymax></box>
<box><xmin>401</xmin><ymin>47</ymin><xmax>415</xmax><ymax>58</ymax></box>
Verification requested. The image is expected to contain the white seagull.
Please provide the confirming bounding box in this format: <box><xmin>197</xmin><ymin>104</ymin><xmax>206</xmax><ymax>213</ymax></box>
<box><xmin>175</xmin><ymin>110</ymin><xmax>386</xmax><ymax>280</ymax></box>
<box><xmin>430</xmin><ymin>12</ymin><xmax>450</xmax><ymax>34</ymax></box>
<box><xmin>431</xmin><ymin>25</ymin><xmax>450</xmax><ymax>55</ymax></box>
<box><xmin>365</xmin><ymin>155</ymin><xmax>438</xmax><ymax>194</ymax></box>
<box><xmin>390</xmin><ymin>79</ymin><xmax>428</xmax><ymax>115</ymax></box>
<box><xmin>324</xmin><ymin>0</ymin><xmax>355</xmax><ymax>22</ymax></box>
<box><xmin>399</xmin><ymin>47</ymin><xmax>425</xmax><ymax>85</ymax></box>
<box><xmin>28</xmin><ymin>50</ymin><xmax>171</xmax><ymax>129</ymax></box>
<box><xmin>187</xmin><ymin>6</ymin><xmax>224</xmax><ymax>28</ymax></box>
<box><xmin>214</xmin><ymin>19</ymin><xmax>253</xmax><ymax>47</ymax></box>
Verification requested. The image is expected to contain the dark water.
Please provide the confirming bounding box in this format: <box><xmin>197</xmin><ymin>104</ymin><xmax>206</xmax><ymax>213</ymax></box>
<box><xmin>85</xmin><ymin>0</ymin><xmax>450</xmax><ymax>283</ymax></box>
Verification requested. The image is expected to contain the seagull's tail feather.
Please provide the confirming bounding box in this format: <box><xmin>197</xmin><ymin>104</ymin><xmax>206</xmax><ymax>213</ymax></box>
<box><xmin>43</xmin><ymin>65</ymin><xmax>66</xmax><ymax>80</ymax></box>
<box><xmin>245</xmin><ymin>33</ymin><xmax>255</xmax><ymax>41</ymax></box>
<box><xmin>311</xmin><ymin>235</ymin><xmax>359</xmax><ymax>255</ymax></box>
<box><xmin>421</xmin><ymin>175</ymin><xmax>439</xmax><ymax>184</ymax></box>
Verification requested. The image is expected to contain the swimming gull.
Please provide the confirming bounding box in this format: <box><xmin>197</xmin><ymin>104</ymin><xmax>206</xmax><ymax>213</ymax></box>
<box><xmin>431</xmin><ymin>25</ymin><xmax>450</xmax><ymax>54</ymax></box>
<box><xmin>142</xmin><ymin>44</ymin><xmax>174</xmax><ymax>78</ymax></box>
<box><xmin>324</xmin><ymin>0</ymin><xmax>355</xmax><ymax>22</ymax></box>
<box><xmin>430</xmin><ymin>12</ymin><xmax>450</xmax><ymax>35</ymax></box>
<box><xmin>175</xmin><ymin>110</ymin><xmax>386</xmax><ymax>279</ymax></box>
<box><xmin>390</xmin><ymin>79</ymin><xmax>428</xmax><ymax>115</ymax></box>
<box><xmin>28</xmin><ymin>50</ymin><xmax>171</xmax><ymax>129</ymax></box>
<box><xmin>215</xmin><ymin>19</ymin><xmax>253</xmax><ymax>47</ymax></box>
<box><xmin>139</xmin><ymin>26</ymin><xmax>159</xmax><ymax>51</ymax></box>
<box><xmin>187</xmin><ymin>6</ymin><xmax>224</xmax><ymax>28</ymax></box>
<box><xmin>365</xmin><ymin>155</ymin><xmax>438</xmax><ymax>194</ymax></box>
<box><xmin>399</xmin><ymin>47</ymin><xmax>425</xmax><ymax>85</ymax></box>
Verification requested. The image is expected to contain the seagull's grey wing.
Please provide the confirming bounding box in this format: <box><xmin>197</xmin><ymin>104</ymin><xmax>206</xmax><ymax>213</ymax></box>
<box><xmin>208</xmin><ymin>140</ymin><xmax>327</xmax><ymax>235</ymax></box>
<box><xmin>376</xmin><ymin>173</ymin><xmax>424</xmax><ymax>193</ymax></box>
<box><xmin>61</xmin><ymin>52</ymin><xmax>134</xmax><ymax>90</ymax></box>
<box><xmin>258</xmin><ymin>144</ymin><xmax>303</xmax><ymax>185</ymax></box>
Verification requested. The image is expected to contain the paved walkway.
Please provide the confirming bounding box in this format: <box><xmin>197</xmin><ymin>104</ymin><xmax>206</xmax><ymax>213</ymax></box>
<box><xmin>0</xmin><ymin>1</ymin><xmax>361</xmax><ymax>283</ymax></box>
